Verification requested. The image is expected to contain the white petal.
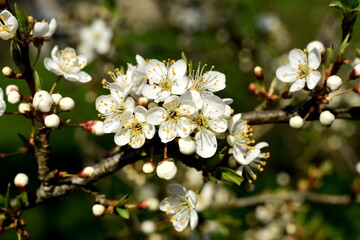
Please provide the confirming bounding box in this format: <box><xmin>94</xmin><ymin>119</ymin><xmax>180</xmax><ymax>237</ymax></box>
<box><xmin>169</xmin><ymin>59</ymin><xmax>187</xmax><ymax>80</ymax></box>
<box><xmin>275</xmin><ymin>65</ymin><xmax>298</xmax><ymax>83</ymax></box>
<box><xmin>163</xmin><ymin>95</ymin><xmax>180</xmax><ymax>109</ymax></box>
<box><xmin>308</xmin><ymin>48</ymin><xmax>321</xmax><ymax>70</ymax></box>
<box><xmin>255</xmin><ymin>141</ymin><xmax>269</xmax><ymax>149</ymax></box>
<box><xmin>177</xmin><ymin>117</ymin><xmax>195</xmax><ymax>137</ymax></box>
<box><xmin>195</xmin><ymin>129</ymin><xmax>217</xmax><ymax>158</ymax></box>
<box><xmin>288</xmin><ymin>48</ymin><xmax>307</xmax><ymax>67</ymax></box>
<box><xmin>159</xmin><ymin>197</ymin><xmax>182</xmax><ymax>214</ymax></box>
<box><xmin>130</xmin><ymin>132</ymin><xmax>145</xmax><ymax>148</ymax></box>
<box><xmin>146</xmin><ymin>107</ymin><xmax>167</xmax><ymax>125</ymax></box>
<box><xmin>143</xmin><ymin>123</ymin><xmax>156</xmax><ymax>139</ymax></box>
<box><xmin>306</xmin><ymin>71</ymin><xmax>321</xmax><ymax>89</ymax></box>
<box><xmin>168</xmin><ymin>183</ymin><xmax>187</xmax><ymax>197</ymax></box>
<box><xmin>181</xmin><ymin>90</ymin><xmax>203</xmax><ymax>110</ymax></box>
<box><xmin>233</xmin><ymin>147</ymin><xmax>247</xmax><ymax>165</ymax></box>
<box><xmin>189</xmin><ymin>210</ymin><xmax>199</xmax><ymax>230</ymax></box>
<box><xmin>173</xmin><ymin>211</ymin><xmax>190</xmax><ymax>232</ymax></box>
<box><xmin>228</xmin><ymin>113</ymin><xmax>242</xmax><ymax>133</ymax></box>
<box><xmin>187</xmin><ymin>190</ymin><xmax>198</xmax><ymax>207</ymax></box>
<box><xmin>208</xmin><ymin>119</ymin><xmax>228</xmax><ymax>133</ymax></box>
<box><xmin>145</xmin><ymin>59</ymin><xmax>167</xmax><ymax>83</ymax></box>
<box><xmin>289</xmin><ymin>79</ymin><xmax>305</xmax><ymax>92</ymax></box>
<box><xmin>158</xmin><ymin>121</ymin><xmax>177</xmax><ymax>143</ymax></box>
<box><xmin>63</xmin><ymin>71</ymin><xmax>92</xmax><ymax>83</ymax></box>
<box><xmin>244</xmin><ymin>148</ymin><xmax>261</xmax><ymax>165</ymax></box>
<box><xmin>156</xmin><ymin>90</ymin><xmax>171</xmax><ymax>103</ymax></box>
<box><xmin>103</xmin><ymin>116</ymin><xmax>120</xmax><ymax>133</ymax></box>
<box><xmin>44</xmin><ymin>58</ymin><xmax>63</xmax><ymax>76</ymax></box>
<box><xmin>141</xmin><ymin>84</ymin><xmax>161</xmax><ymax>100</ymax></box>
<box><xmin>134</xmin><ymin>106</ymin><xmax>147</xmax><ymax>122</ymax></box>
<box><xmin>202</xmin><ymin>95</ymin><xmax>226</xmax><ymax>117</ymax></box>
<box><xmin>203</xmin><ymin>71</ymin><xmax>226</xmax><ymax>92</ymax></box>
<box><xmin>172</xmin><ymin>76</ymin><xmax>189</xmax><ymax>95</ymax></box>
<box><xmin>114</xmin><ymin>128</ymin><xmax>131</xmax><ymax>146</ymax></box>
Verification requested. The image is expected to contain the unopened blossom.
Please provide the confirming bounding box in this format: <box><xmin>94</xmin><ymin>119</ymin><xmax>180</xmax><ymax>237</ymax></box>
<box><xmin>146</xmin><ymin>95</ymin><xmax>196</xmax><ymax>143</ymax></box>
<box><xmin>156</xmin><ymin>159</ymin><xmax>177</xmax><ymax>180</ymax></box>
<box><xmin>236</xmin><ymin>142</ymin><xmax>269</xmax><ymax>183</ymax></box>
<box><xmin>159</xmin><ymin>183</ymin><xmax>198</xmax><ymax>232</ymax></box>
<box><xmin>0</xmin><ymin>10</ymin><xmax>18</xmax><ymax>40</ymax></box>
<box><xmin>327</xmin><ymin>75</ymin><xmax>342</xmax><ymax>91</ymax></box>
<box><xmin>114</xmin><ymin>106</ymin><xmax>155</xmax><ymax>148</ymax></box>
<box><xmin>44</xmin><ymin>114</ymin><xmax>60</xmax><ymax>128</ymax></box>
<box><xmin>33</xmin><ymin>90</ymin><xmax>54</xmax><ymax>112</ymax></box>
<box><xmin>7</xmin><ymin>91</ymin><xmax>21</xmax><ymax>104</ymax></box>
<box><xmin>142</xmin><ymin>161</ymin><xmax>155</xmax><ymax>174</ymax></box>
<box><xmin>289</xmin><ymin>116</ymin><xmax>304</xmax><ymax>129</ymax></box>
<box><xmin>79</xmin><ymin>166</ymin><xmax>95</xmax><ymax>177</ymax></box>
<box><xmin>51</xmin><ymin>93</ymin><xmax>62</xmax><ymax>105</ymax></box>
<box><xmin>82</xmin><ymin>120</ymin><xmax>104</xmax><ymax>136</ymax></box>
<box><xmin>141</xmin><ymin>59</ymin><xmax>189</xmax><ymax>102</ymax></box>
<box><xmin>92</xmin><ymin>204</ymin><xmax>106</xmax><ymax>216</ymax></box>
<box><xmin>5</xmin><ymin>84</ymin><xmax>19</xmax><ymax>95</ymax></box>
<box><xmin>95</xmin><ymin>83</ymin><xmax>135</xmax><ymax>133</ymax></box>
<box><xmin>190</xmin><ymin>94</ymin><xmax>228</xmax><ymax>158</ymax></box>
<box><xmin>18</xmin><ymin>103</ymin><xmax>31</xmax><ymax>114</ymax></box>
<box><xmin>32</xmin><ymin>18</ymin><xmax>57</xmax><ymax>38</ymax></box>
<box><xmin>78</xmin><ymin>19</ymin><xmax>113</xmax><ymax>62</ymax></box>
<box><xmin>178</xmin><ymin>136</ymin><xmax>196</xmax><ymax>155</ymax></box>
<box><xmin>319</xmin><ymin>111</ymin><xmax>335</xmax><ymax>127</ymax></box>
<box><xmin>14</xmin><ymin>173</ymin><xmax>29</xmax><ymax>188</ymax></box>
<box><xmin>59</xmin><ymin>97</ymin><xmax>75</xmax><ymax>111</ymax></box>
<box><xmin>44</xmin><ymin>45</ymin><xmax>92</xmax><ymax>83</ymax></box>
<box><xmin>276</xmin><ymin>48</ymin><xmax>321</xmax><ymax>92</ymax></box>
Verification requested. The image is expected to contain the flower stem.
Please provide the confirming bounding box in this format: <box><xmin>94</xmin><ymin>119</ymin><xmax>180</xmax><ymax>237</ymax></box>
<box><xmin>49</xmin><ymin>76</ymin><xmax>62</xmax><ymax>94</ymax></box>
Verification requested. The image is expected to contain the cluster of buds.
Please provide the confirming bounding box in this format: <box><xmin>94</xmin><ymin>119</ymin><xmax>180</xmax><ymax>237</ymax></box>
<box><xmin>142</xmin><ymin>158</ymin><xmax>178</xmax><ymax>180</ymax></box>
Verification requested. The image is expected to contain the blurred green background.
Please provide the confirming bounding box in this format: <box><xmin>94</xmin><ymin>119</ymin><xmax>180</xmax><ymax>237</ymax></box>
<box><xmin>1</xmin><ymin>0</ymin><xmax>360</xmax><ymax>239</ymax></box>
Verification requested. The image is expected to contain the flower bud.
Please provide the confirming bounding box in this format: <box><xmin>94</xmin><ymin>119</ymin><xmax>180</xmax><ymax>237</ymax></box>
<box><xmin>327</xmin><ymin>75</ymin><xmax>342</xmax><ymax>91</ymax></box>
<box><xmin>319</xmin><ymin>111</ymin><xmax>335</xmax><ymax>127</ymax></box>
<box><xmin>59</xmin><ymin>97</ymin><xmax>75</xmax><ymax>111</ymax></box>
<box><xmin>2</xmin><ymin>66</ymin><xmax>15</xmax><ymax>78</ymax></box>
<box><xmin>52</xmin><ymin>93</ymin><xmax>62</xmax><ymax>105</ymax></box>
<box><xmin>138</xmin><ymin>97</ymin><xmax>149</xmax><ymax>108</ymax></box>
<box><xmin>156</xmin><ymin>159</ymin><xmax>177</xmax><ymax>180</ymax></box>
<box><xmin>44</xmin><ymin>114</ymin><xmax>60</xmax><ymax>128</ymax></box>
<box><xmin>14</xmin><ymin>173</ymin><xmax>29</xmax><ymax>188</ymax></box>
<box><xmin>249</xmin><ymin>83</ymin><xmax>259</xmax><ymax>94</ymax></box>
<box><xmin>253</xmin><ymin>66</ymin><xmax>264</xmax><ymax>81</ymax></box>
<box><xmin>28</xmin><ymin>16</ymin><xmax>35</xmax><ymax>29</ymax></box>
<box><xmin>5</xmin><ymin>84</ymin><xmax>19</xmax><ymax>95</ymax></box>
<box><xmin>92</xmin><ymin>204</ymin><xmax>106</xmax><ymax>216</ymax></box>
<box><xmin>79</xmin><ymin>166</ymin><xmax>95</xmax><ymax>177</ymax></box>
<box><xmin>7</xmin><ymin>91</ymin><xmax>21</xmax><ymax>104</ymax></box>
<box><xmin>178</xmin><ymin>136</ymin><xmax>196</xmax><ymax>155</ymax></box>
<box><xmin>18</xmin><ymin>103</ymin><xmax>31</xmax><ymax>113</ymax></box>
<box><xmin>33</xmin><ymin>90</ymin><xmax>54</xmax><ymax>112</ymax></box>
<box><xmin>350</xmin><ymin>64</ymin><xmax>360</xmax><ymax>80</ymax></box>
<box><xmin>141</xmin><ymin>220</ymin><xmax>156</xmax><ymax>234</ymax></box>
<box><xmin>137</xmin><ymin>200</ymin><xmax>150</xmax><ymax>210</ymax></box>
<box><xmin>82</xmin><ymin>120</ymin><xmax>104</xmax><ymax>136</ymax></box>
<box><xmin>289</xmin><ymin>116</ymin><xmax>304</xmax><ymax>129</ymax></box>
<box><xmin>142</xmin><ymin>161</ymin><xmax>155</xmax><ymax>174</ymax></box>
<box><xmin>306</xmin><ymin>40</ymin><xmax>325</xmax><ymax>54</ymax></box>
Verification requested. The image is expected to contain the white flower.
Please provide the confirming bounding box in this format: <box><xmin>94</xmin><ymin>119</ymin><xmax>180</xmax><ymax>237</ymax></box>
<box><xmin>306</xmin><ymin>40</ymin><xmax>325</xmax><ymax>54</ymax></box>
<box><xmin>18</xmin><ymin>103</ymin><xmax>31</xmax><ymax>114</ymax></box>
<box><xmin>188</xmin><ymin>64</ymin><xmax>226</xmax><ymax>95</ymax></box>
<box><xmin>319</xmin><ymin>111</ymin><xmax>335</xmax><ymax>127</ymax></box>
<box><xmin>44</xmin><ymin>45</ymin><xmax>92</xmax><ymax>83</ymax></box>
<box><xmin>178</xmin><ymin>136</ymin><xmax>196</xmax><ymax>155</ymax></box>
<box><xmin>327</xmin><ymin>75</ymin><xmax>342</xmax><ymax>91</ymax></box>
<box><xmin>78</xmin><ymin>19</ymin><xmax>113</xmax><ymax>62</ymax></box>
<box><xmin>59</xmin><ymin>97</ymin><xmax>75</xmax><ymax>111</ymax></box>
<box><xmin>156</xmin><ymin>159</ymin><xmax>177</xmax><ymax>180</ymax></box>
<box><xmin>33</xmin><ymin>90</ymin><xmax>54</xmax><ymax>112</ymax></box>
<box><xmin>32</xmin><ymin>18</ymin><xmax>57</xmax><ymax>38</ymax></box>
<box><xmin>141</xmin><ymin>59</ymin><xmax>189</xmax><ymax>102</ymax></box>
<box><xmin>190</xmin><ymin>94</ymin><xmax>228</xmax><ymax>158</ymax></box>
<box><xmin>128</xmin><ymin>55</ymin><xmax>147</xmax><ymax>96</ymax></box>
<box><xmin>276</xmin><ymin>48</ymin><xmax>321</xmax><ymax>92</ymax></box>
<box><xmin>7</xmin><ymin>90</ymin><xmax>21</xmax><ymax>104</ymax></box>
<box><xmin>227</xmin><ymin>113</ymin><xmax>253</xmax><ymax>163</ymax></box>
<box><xmin>0</xmin><ymin>10</ymin><xmax>18</xmax><ymax>40</ymax></box>
<box><xmin>92</xmin><ymin>204</ymin><xmax>106</xmax><ymax>216</ymax></box>
<box><xmin>146</xmin><ymin>95</ymin><xmax>196</xmax><ymax>143</ymax></box>
<box><xmin>44</xmin><ymin>114</ymin><xmax>60</xmax><ymax>128</ymax></box>
<box><xmin>96</xmin><ymin>83</ymin><xmax>135</xmax><ymax>133</ymax></box>
<box><xmin>159</xmin><ymin>183</ymin><xmax>198</xmax><ymax>232</ymax></box>
<box><xmin>236</xmin><ymin>142</ymin><xmax>269</xmax><ymax>183</ymax></box>
<box><xmin>0</xmin><ymin>88</ymin><xmax>6</xmax><ymax>116</ymax></box>
<box><xmin>114</xmin><ymin>106</ymin><xmax>155</xmax><ymax>148</ymax></box>
<box><xmin>14</xmin><ymin>173</ymin><xmax>29</xmax><ymax>188</ymax></box>
<box><xmin>105</xmin><ymin>68</ymin><xmax>133</xmax><ymax>97</ymax></box>
<box><xmin>289</xmin><ymin>116</ymin><xmax>304</xmax><ymax>129</ymax></box>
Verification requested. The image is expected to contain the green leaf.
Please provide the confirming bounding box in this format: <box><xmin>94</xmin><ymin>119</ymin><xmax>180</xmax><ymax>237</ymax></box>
<box><xmin>5</xmin><ymin>183</ymin><xmax>11</xmax><ymax>209</ymax></box>
<box><xmin>117</xmin><ymin>193</ymin><xmax>130</xmax><ymax>207</ymax></box>
<box><xmin>33</xmin><ymin>71</ymin><xmax>42</xmax><ymax>91</ymax></box>
<box><xmin>10</xmin><ymin>40</ymin><xmax>25</xmax><ymax>72</ymax></box>
<box><xmin>342</xmin><ymin>0</ymin><xmax>359</xmax><ymax>8</ymax></box>
<box><xmin>340</xmin><ymin>34</ymin><xmax>351</xmax><ymax>53</ymax></box>
<box><xmin>116</xmin><ymin>207</ymin><xmax>130</xmax><ymax>219</ymax></box>
<box><xmin>328</xmin><ymin>1</ymin><xmax>347</xmax><ymax>10</ymax></box>
<box><xmin>212</xmin><ymin>167</ymin><xmax>243</xmax><ymax>186</ymax></box>
<box><xmin>181</xmin><ymin>51</ymin><xmax>188</xmax><ymax>64</ymax></box>
<box><xmin>325</xmin><ymin>45</ymin><xmax>334</xmax><ymax>69</ymax></box>
<box><xmin>16</xmin><ymin>192</ymin><xmax>28</xmax><ymax>209</ymax></box>
<box><xmin>14</xmin><ymin>3</ymin><xmax>30</xmax><ymax>37</ymax></box>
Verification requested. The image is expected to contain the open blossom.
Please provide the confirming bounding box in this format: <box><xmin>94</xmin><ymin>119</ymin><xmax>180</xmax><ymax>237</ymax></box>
<box><xmin>96</xmin><ymin>83</ymin><xmax>135</xmax><ymax>133</ymax></box>
<box><xmin>44</xmin><ymin>45</ymin><xmax>92</xmax><ymax>83</ymax></box>
<box><xmin>146</xmin><ymin>95</ymin><xmax>196</xmax><ymax>143</ymax></box>
<box><xmin>276</xmin><ymin>48</ymin><xmax>321</xmax><ymax>92</ymax></box>
<box><xmin>188</xmin><ymin>64</ymin><xmax>226</xmax><ymax>95</ymax></box>
<box><xmin>32</xmin><ymin>18</ymin><xmax>57</xmax><ymax>38</ymax></box>
<box><xmin>128</xmin><ymin>55</ymin><xmax>147</xmax><ymax>96</ymax></box>
<box><xmin>190</xmin><ymin>94</ymin><xmax>228</xmax><ymax>158</ymax></box>
<box><xmin>0</xmin><ymin>10</ymin><xmax>18</xmax><ymax>40</ymax></box>
<box><xmin>159</xmin><ymin>183</ymin><xmax>198</xmax><ymax>232</ymax></box>
<box><xmin>0</xmin><ymin>88</ymin><xmax>6</xmax><ymax>116</ymax></box>
<box><xmin>114</xmin><ymin>106</ymin><xmax>155</xmax><ymax>148</ymax></box>
<box><xmin>78</xmin><ymin>19</ymin><xmax>113</xmax><ymax>62</ymax></box>
<box><xmin>141</xmin><ymin>59</ymin><xmax>189</xmax><ymax>102</ymax></box>
<box><xmin>235</xmin><ymin>142</ymin><xmax>269</xmax><ymax>183</ymax></box>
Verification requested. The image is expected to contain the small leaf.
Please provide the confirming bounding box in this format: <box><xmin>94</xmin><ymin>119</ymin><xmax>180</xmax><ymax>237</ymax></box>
<box><xmin>328</xmin><ymin>1</ymin><xmax>346</xmax><ymax>10</ymax></box>
<box><xmin>5</xmin><ymin>183</ymin><xmax>11</xmax><ymax>209</ymax></box>
<box><xmin>33</xmin><ymin>71</ymin><xmax>42</xmax><ymax>91</ymax></box>
<box><xmin>14</xmin><ymin>3</ymin><xmax>30</xmax><ymax>37</ymax></box>
<box><xmin>212</xmin><ymin>167</ymin><xmax>243</xmax><ymax>186</ymax></box>
<box><xmin>181</xmin><ymin>51</ymin><xmax>188</xmax><ymax>64</ymax></box>
<box><xmin>117</xmin><ymin>193</ymin><xmax>129</xmax><ymax>206</ymax></box>
<box><xmin>340</xmin><ymin>34</ymin><xmax>351</xmax><ymax>53</ymax></box>
<box><xmin>325</xmin><ymin>45</ymin><xmax>334</xmax><ymax>69</ymax></box>
<box><xmin>10</xmin><ymin>40</ymin><xmax>25</xmax><ymax>72</ymax></box>
<box><xmin>16</xmin><ymin>192</ymin><xmax>28</xmax><ymax>209</ymax></box>
<box><xmin>116</xmin><ymin>207</ymin><xmax>130</xmax><ymax>219</ymax></box>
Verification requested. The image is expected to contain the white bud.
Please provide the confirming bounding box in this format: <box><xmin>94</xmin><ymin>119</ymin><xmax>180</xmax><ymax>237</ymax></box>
<box><xmin>289</xmin><ymin>116</ymin><xmax>304</xmax><ymax>129</ymax></box>
<box><xmin>142</xmin><ymin>161</ymin><xmax>155</xmax><ymax>174</ymax></box>
<box><xmin>83</xmin><ymin>120</ymin><xmax>104</xmax><ymax>136</ymax></box>
<box><xmin>7</xmin><ymin>91</ymin><xmax>21</xmax><ymax>104</ymax></box>
<box><xmin>2</xmin><ymin>66</ymin><xmax>14</xmax><ymax>77</ymax></box>
<box><xmin>141</xmin><ymin>220</ymin><xmax>156</xmax><ymax>234</ymax></box>
<box><xmin>59</xmin><ymin>97</ymin><xmax>75</xmax><ymax>111</ymax></box>
<box><xmin>18</xmin><ymin>103</ymin><xmax>31</xmax><ymax>113</ymax></box>
<box><xmin>354</xmin><ymin>64</ymin><xmax>360</xmax><ymax>77</ymax></box>
<box><xmin>52</xmin><ymin>93</ymin><xmax>62</xmax><ymax>105</ymax></box>
<box><xmin>14</xmin><ymin>173</ymin><xmax>29</xmax><ymax>188</ymax></box>
<box><xmin>178</xmin><ymin>136</ymin><xmax>196</xmax><ymax>155</ymax></box>
<box><xmin>156</xmin><ymin>159</ymin><xmax>177</xmax><ymax>180</ymax></box>
<box><xmin>5</xmin><ymin>84</ymin><xmax>19</xmax><ymax>96</ymax></box>
<box><xmin>319</xmin><ymin>111</ymin><xmax>335</xmax><ymax>127</ymax></box>
<box><xmin>92</xmin><ymin>204</ymin><xmax>106</xmax><ymax>216</ymax></box>
<box><xmin>44</xmin><ymin>114</ymin><xmax>60</xmax><ymax>128</ymax></box>
<box><xmin>327</xmin><ymin>75</ymin><xmax>342</xmax><ymax>91</ymax></box>
<box><xmin>80</xmin><ymin>166</ymin><xmax>95</xmax><ymax>177</ymax></box>
<box><xmin>306</xmin><ymin>40</ymin><xmax>325</xmax><ymax>54</ymax></box>
<box><xmin>33</xmin><ymin>90</ymin><xmax>54</xmax><ymax>112</ymax></box>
